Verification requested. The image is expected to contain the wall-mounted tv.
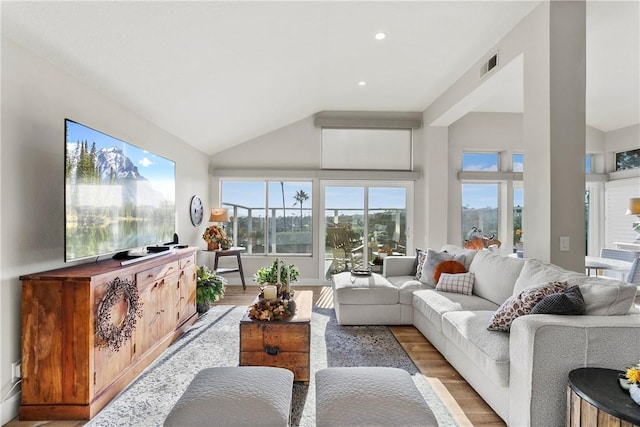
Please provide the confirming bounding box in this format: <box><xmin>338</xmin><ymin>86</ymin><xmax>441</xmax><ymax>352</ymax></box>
<box><xmin>65</xmin><ymin>119</ymin><xmax>176</xmax><ymax>262</ymax></box>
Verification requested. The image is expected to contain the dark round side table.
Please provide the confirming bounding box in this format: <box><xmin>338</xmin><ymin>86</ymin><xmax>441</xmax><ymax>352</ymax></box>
<box><xmin>567</xmin><ymin>367</ymin><xmax>640</xmax><ymax>426</ymax></box>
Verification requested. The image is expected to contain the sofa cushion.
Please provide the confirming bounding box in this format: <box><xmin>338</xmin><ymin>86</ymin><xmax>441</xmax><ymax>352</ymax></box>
<box><xmin>469</xmin><ymin>250</ymin><xmax>525</xmax><ymax>305</ymax></box>
<box><xmin>577</xmin><ymin>276</ymin><xmax>637</xmax><ymax>315</ymax></box>
<box><xmin>332</xmin><ymin>272</ymin><xmax>399</xmax><ymax>305</ymax></box>
<box><xmin>487</xmin><ymin>281</ymin><xmax>568</xmax><ymax>332</ymax></box>
<box><xmin>419</xmin><ymin>249</ymin><xmax>466</xmax><ymax>286</ymax></box>
<box><xmin>396</xmin><ymin>279</ymin><xmax>432</xmax><ymax>305</ymax></box>
<box><xmin>412</xmin><ymin>289</ymin><xmax>499</xmax><ymax>333</ymax></box>
<box><xmin>436</xmin><ymin>272</ymin><xmax>474</xmax><ymax>295</ymax></box>
<box><xmin>529</xmin><ymin>285</ymin><xmax>585</xmax><ymax>315</ymax></box>
<box><xmin>514</xmin><ymin>259</ymin><xmax>637</xmax><ymax>315</ymax></box>
<box><xmin>433</xmin><ymin>260</ymin><xmax>467</xmax><ymax>283</ymax></box>
<box><xmin>512</xmin><ymin>259</ymin><xmax>578</xmax><ymax>296</ymax></box>
<box><xmin>441</xmin><ymin>311</ymin><xmax>510</xmax><ymax>387</ymax></box>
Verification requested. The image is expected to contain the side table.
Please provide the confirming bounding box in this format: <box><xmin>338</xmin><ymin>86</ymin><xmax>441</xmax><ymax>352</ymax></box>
<box><xmin>204</xmin><ymin>247</ymin><xmax>246</xmax><ymax>290</ymax></box>
<box><xmin>567</xmin><ymin>367</ymin><xmax>640</xmax><ymax>426</ymax></box>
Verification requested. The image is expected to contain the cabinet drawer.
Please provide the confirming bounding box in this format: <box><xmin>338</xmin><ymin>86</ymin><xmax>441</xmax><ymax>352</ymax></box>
<box><xmin>136</xmin><ymin>261</ymin><xmax>180</xmax><ymax>288</ymax></box>
<box><xmin>179</xmin><ymin>254</ymin><xmax>196</xmax><ymax>270</ymax></box>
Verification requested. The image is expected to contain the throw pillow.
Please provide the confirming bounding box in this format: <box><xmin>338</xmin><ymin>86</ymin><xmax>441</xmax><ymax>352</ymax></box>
<box><xmin>433</xmin><ymin>260</ymin><xmax>467</xmax><ymax>284</ymax></box>
<box><xmin>487</xmin><ymin>281</ymin><xmax>568</xmax><ymax>332</ymax></box>
<box><xmin>436</xmin><ymin>272</ymin><xmax>475</xmax><ymax>295</ymax></box>
<box><xmin>411</xmin><ymin>248</ymin><xmax>424</xmax><ymax>277</ymax></box>
<box><xmin>419</xmin><ymin>249</ymin><xmax>466</xmax><ymax>285</ymax></box>
<box><xmin>529</xmin><ymin>285</ymin><xmax>586</xmax><ymax>315</ymax></box>
<box><xmin>414</xmin><ymin>250</ymin><xmax>428</xmax><ymax>280</ymax></box>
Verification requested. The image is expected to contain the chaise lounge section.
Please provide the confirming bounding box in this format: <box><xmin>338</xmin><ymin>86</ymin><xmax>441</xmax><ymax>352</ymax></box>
<box><xmin>331</xmin><ymin>245</ymin><xmax>640</xmax><ymax>426</ymax></box>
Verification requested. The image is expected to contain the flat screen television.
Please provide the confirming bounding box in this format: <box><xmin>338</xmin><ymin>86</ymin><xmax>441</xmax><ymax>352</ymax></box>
<box><xmin>65</xmin><ymin>119</ymin><xmax>176</xmax><ymax>262</ymax></box>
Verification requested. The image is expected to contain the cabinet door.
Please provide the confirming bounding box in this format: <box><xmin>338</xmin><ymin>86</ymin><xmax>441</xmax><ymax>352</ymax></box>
<box><xmin>158</xmin><ymin>273</ymin><xmax>179</xmax><ymax>337</ymax></box>
<box><xmin>133</xmin><ymin>279</ymin><xmax>162</xmax><ymax>358</ymax></box>
<box><xmin>93</xmin><ymin>275</ymin><xmax>135</xmax><ymax>395</ymax></box>
<box><xmin>178</xmin><ymin>265</ymin><xmax>197</xmax><ymax>325</ymax></box>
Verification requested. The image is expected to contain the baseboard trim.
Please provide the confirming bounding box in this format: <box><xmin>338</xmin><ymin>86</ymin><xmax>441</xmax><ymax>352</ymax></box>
<box><xmin>1</xmin><ymin>390</ymin><xmax>20</xmax><ymax>425</ymax></box>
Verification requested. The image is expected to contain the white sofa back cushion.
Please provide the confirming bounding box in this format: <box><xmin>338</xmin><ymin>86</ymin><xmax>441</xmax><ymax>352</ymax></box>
<box><xmin>512</xmin><ymin>259</ymin><xmax>578</xmax><ymax>295</ymax></box>
<box><xmin>469</xmin><ymin>251</ymin><xmax>525</xmax><ymax>305</ymax></box>
<box><xmin>577</xmin><ymin>276</ymin><xmax>637</xmax><ymax>315</ymax></box>
<box><xmin>514</xmin><ymin>259</ymin><xmax>637</xmax><ymax>315</ymax></box>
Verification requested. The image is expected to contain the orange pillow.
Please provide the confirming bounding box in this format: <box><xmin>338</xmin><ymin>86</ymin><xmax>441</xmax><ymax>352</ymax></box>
<box><xmin>433</xmin><ymin>260</ymin><xmax>467</xmax><ymax>284</ymax></box>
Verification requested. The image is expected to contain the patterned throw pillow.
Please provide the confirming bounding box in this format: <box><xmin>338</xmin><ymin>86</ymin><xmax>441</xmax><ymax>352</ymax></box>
<box><xmin>419</xmin><ymin>249</ymin><xmax>466</xmax><ymax>285</ymax></box>
<box><xmin>433</xmin><ymin>260</ymin><xmax>467</xmax><ymax>284</ymax></box>
<box><xmin>529</xmin><ymin>285</ymin><xmax>586</xmax><ymax>315</ymax></box>
<box><xmin>487</xmin><ymin>281</ymin><xmax>568</xmax><ymax>332</ymax></box>
<box><xmin>436</xmin><ymin>272</ymin><xmax>475</xmax><ymax>295</ymax></box>
<box><xmin>414</xmin><ymin>250</ymin><xmax>428</xmax><ymax>280</ymax></box>
<box><xmin>411</xmin><ymin>248</ymin><xmax>424</xmax><ymax>277</ymax></box>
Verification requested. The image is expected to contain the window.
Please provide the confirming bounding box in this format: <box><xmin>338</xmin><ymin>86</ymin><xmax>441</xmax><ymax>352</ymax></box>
<box><xmin>514</xmin><ymin>187</ymin><xmax>523</xmax><ymax>247</ymax></box>
<box><xmin>461</xmin><ymin>183</ymin><xmax>499</xmax><ymax>243</ymax></box>
<box><xmin>615</xmin><ymin>148</ymin><xmax>640</xmax><ymax>171</ymax></box>
<box><xmin>513</xmin><ymin>153</ymin><xmax>524</xmax><ymax>172</ymax></box>
<box><xmin>221</xmin><ymin>181</ymin><xmax>312</xmax><ymax>255</ymax></box>
<box><xmin>585</xmin><ymin>155</ymin><xmax>592</xmax><ymax>173</ymax></box>
<box><xmin>462</xmin><ymin>152</ymin><xmax>499</xmax><ymax>171</ymax></box>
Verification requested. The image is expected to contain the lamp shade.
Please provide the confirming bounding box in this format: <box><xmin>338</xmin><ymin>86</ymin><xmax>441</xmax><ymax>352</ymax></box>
<box><xmin>209</xmin><ymin>208</ymin><xmax>229</xmax><ymax>222</ymax></box>
<box><xmin>626</xmin><ymin>198</ymin><xmax>640</xmax><ymax>215</ymax></box>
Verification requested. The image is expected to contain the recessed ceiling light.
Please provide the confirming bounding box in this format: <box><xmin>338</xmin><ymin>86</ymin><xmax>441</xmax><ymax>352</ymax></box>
<box><xmin>375</xmin><ymin>32</ymin><xmax>386</xmax><ymax>40</ymax></box>
<box><xmin>358</xmin><ymin>81</ymin><xmax>367</xmax><ymax>86</ymax></box>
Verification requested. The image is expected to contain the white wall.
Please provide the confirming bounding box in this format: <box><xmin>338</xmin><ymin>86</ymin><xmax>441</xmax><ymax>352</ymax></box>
<box><xmin>0</xmin><ymin>37</ymin><xmax>210</xmax><ymax>423</ymax></box>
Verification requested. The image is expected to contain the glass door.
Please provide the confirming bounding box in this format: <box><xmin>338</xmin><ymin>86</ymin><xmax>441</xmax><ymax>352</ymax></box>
<box><xmin>321</xmin><ymin>182</ymin><xmax>412</xmax><ymax>278</ymax></box>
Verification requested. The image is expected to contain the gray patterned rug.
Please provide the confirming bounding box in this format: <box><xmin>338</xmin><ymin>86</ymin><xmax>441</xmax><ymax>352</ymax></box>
<box><xmin>87</xmin><ymin>305</ymin><xmax>457</xmax><ymax>426</ymax></box>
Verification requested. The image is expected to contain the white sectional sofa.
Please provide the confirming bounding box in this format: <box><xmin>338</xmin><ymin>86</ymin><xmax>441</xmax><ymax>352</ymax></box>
<box><xmin>331</xmin><ymin>245</ymin><xmax>640</xmax><ymax>427</ymax></box>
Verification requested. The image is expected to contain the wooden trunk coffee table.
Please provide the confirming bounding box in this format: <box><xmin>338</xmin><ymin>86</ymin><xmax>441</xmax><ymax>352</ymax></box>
<box><xmin>239</xmin><ymin>290</ymin><xmax>312</xmax><ymax>382</ymax></box>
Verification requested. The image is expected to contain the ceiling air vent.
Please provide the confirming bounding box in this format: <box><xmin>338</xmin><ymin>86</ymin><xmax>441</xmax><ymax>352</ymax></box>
<box><xmin>480</xmin><ymin>53</ymin><xmax>498</xmax><ymax>78</ymax></box>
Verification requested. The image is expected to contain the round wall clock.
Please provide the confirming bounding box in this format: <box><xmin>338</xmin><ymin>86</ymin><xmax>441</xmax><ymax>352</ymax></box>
<box><xmin>189</xmin><ymin>195</ymin><xmax>204</xmax><ymax>226</ymax></box>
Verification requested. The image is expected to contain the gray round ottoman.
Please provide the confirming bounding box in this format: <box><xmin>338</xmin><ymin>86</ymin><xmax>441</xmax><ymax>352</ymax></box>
<box><xmin>164</xmin><ymin>366</ymin><xmax>294</xmax><ymax>426</ymax></box>
<box><xmin>315</xmin><ymin>367</ymin><xmax>438</xmax><ymax>426</ymax></box>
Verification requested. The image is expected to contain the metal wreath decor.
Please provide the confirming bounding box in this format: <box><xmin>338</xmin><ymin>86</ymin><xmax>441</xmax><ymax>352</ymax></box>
<box><xmin>96</xmin><ymin>277</ymin><xmax>143</xmax><ymax>352</ymax></box>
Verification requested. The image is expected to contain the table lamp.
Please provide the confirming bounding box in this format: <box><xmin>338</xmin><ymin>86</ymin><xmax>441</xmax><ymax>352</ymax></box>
<box><xmin>626</xmin><ymin>197</ymin><xmax>640</xmax><ymax>242</ymax></box>
<box><xmin>209</xmin><ymin>208</ymin><xmax>229</xmax><ymax>223</ymax></box>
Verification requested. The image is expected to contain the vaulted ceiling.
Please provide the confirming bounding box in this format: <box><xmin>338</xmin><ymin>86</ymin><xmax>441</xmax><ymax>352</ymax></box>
<box><xmin>2</xmin><ymin>1</ymin><xmax>638</xmax><ymax>155</ymax></box>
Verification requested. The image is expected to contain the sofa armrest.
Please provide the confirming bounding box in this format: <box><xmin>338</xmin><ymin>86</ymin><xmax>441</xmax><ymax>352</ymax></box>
<box><xmin>508</xmin><ymin>313</ymin><xmax>640</xmax><ymax>427</ymax></box>
<box><xmin>382</xmin><ymin>256</ymin><xmax>416</xmax><ymax>277</ymax></box>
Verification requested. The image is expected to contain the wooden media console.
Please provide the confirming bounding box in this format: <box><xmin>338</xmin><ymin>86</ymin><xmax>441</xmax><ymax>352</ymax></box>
<box><xmin>19</xmin><ymin>247</ymin><xmax>198</xmax><ymax>420</ymax></box>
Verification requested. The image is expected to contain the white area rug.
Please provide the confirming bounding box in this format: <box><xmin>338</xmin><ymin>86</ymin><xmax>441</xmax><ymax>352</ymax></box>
<box><xmin>87</xmin><ymin>305</ymin><xmax>458</xmax><ymax>426</ymax></box>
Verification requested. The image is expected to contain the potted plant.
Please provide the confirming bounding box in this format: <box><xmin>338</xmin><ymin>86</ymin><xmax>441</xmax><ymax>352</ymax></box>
<box><xmin>196</xmin><ymin>265</ymin><xmax>227</xmax><ymax>314</ymax></box>
<box><xmin>253</xmin><ymin>258</ymin><xmax>300</xmax><ymax>286</ymax></box>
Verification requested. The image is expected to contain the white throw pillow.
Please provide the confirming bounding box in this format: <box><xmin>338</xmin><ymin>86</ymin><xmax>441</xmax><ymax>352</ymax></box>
<box><xmin>436</xmin><ymin>272</ymin><xmax>475</xmax><ymax>295</ymax></box>
<box><xmin>419</xmin><ymin>249</ymin><xmax>466</xmax><ymax>285</ymax></box>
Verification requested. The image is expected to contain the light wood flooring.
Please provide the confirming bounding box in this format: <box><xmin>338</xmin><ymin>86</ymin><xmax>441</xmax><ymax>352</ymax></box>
<box><xmin>7</xmin><ymin>284</ymin><xmax>502</xmax><ymax>427</ymax></box>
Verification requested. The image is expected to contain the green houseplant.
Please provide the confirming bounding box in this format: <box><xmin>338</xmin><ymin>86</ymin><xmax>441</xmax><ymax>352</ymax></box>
<box><xmin>253</xmin><ymin>258</ymin><xmax>300</xmax><ymax>286</ymax></box>
<box><xmin>196</xmin><ymin>265</ymin><xmax>227</xmax><ymax>313</ymax></box>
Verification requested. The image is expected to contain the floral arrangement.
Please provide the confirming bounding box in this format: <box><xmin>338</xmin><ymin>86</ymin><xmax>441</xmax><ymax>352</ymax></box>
<box><xmin>248</xmin><ymin>297</ymin><xmax>295</xmax><ymax>321</ymax></box>
<box><xmin>202</xmin><ymin>225</ymin><xmax>229</xmax><ymax>245</ymax></box>
<box><xmin>626</xmin><ymin>361</ymin><xmax>640</xmax><ymax>385</ymax></box>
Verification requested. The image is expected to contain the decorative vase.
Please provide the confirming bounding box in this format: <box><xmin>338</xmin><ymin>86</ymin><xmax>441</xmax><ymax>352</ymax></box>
<box><xmin>630</xmin><ymin>384</ymin><xmax>640</xmax><ymax>405</ymax></box>
<box><xmin>207</xmin><ymin>241</ymin><xmax>219</xmax><ymax>251</ymax></box>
